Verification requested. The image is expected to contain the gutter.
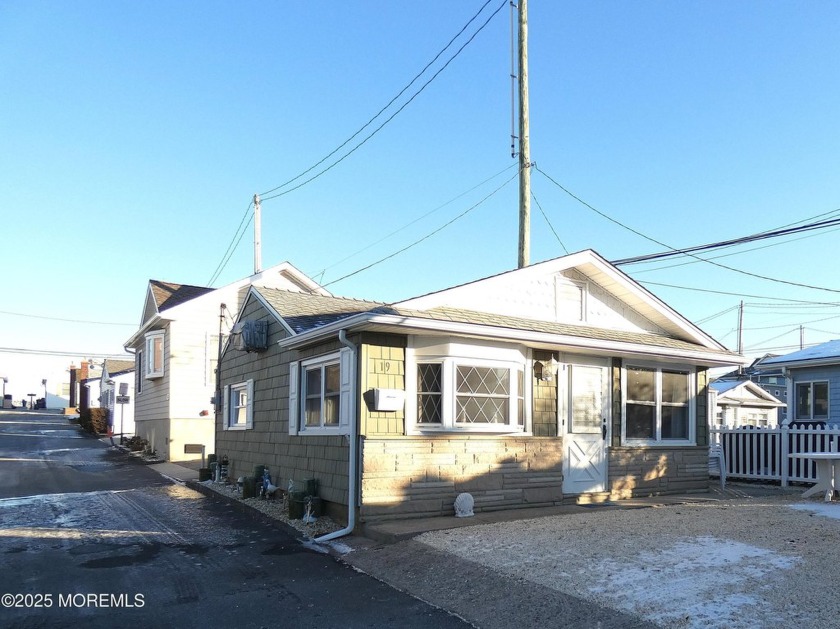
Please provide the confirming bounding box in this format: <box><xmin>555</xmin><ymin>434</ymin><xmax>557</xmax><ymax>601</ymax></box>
<box><xmin>313</xmin><ymin>329</ymin><xmax>357</xmax><ymax>544</ymax></box>
<box><xmin>278</xmin><ymin>312</ymin><xmax>747</xmax><ymax>367</ymax></box>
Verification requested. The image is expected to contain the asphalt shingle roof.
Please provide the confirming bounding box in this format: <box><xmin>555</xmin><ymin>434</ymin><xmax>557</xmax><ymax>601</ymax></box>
<box><xmin>150</xmin><ymin>280</ymin><xmax>214</xmax><ymax>312</ymax></box>
<box><xmin>254</xmin><ymin>288</ymin><xmax>383</xmax><ymax>334</ymax></box>
<box><xmin>252</xmin><ymin>288</ymin><xmax>735</xmax><ymax>358</ymax></box>
<box><xmin>379</xmin><ymin>305</ymin><xmax>736</xmax><ymax>355</ymax></box>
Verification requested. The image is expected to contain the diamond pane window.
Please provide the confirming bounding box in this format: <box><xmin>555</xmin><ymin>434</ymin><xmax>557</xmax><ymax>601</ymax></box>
<box><xmin>456</xmin><ymin>366</ymin><xmax>510</xmax><ymax>424</ymax></box>
<box><xmin>417</xmin><ymin>363</ymin><xmax>442</xmax><ymax>424</ymax></box>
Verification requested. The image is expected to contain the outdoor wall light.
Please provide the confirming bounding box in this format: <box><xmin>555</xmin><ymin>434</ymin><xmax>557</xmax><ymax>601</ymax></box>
<box><xmin>533</xmin><ymin>356</ymin><xmax>559</xmax><ymax>382</ymax></box>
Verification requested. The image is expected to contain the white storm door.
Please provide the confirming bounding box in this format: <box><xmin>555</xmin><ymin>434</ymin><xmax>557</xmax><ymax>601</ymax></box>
<box><xmin>562</xmin><ymin>360</ymin><xmax>609</xmax><ymax>494</ymax></box>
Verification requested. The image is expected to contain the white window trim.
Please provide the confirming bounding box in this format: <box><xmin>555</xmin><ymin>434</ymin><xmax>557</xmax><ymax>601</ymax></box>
<box><xmin>795</xmin><ymin>380</ymin><xmax>829</xmax><ymax>421</ymax></box>
<box><xmin>288</xmin><ymin>349</ymin><xmax>354</xmax><ymax>437</ymax></box>
<box><xmin>406</xmin><ymin>341</ymin><xmax>530</xmax><ymax>435</ymax></box>
<box><xmin>223</xmin><ymin>379</ymin><xmax>254</xmax><ymax>430</ymax></box>
<box><xmin>621</xmin><ymin>362</ymin><xmax>696</xmax><ymax>446</ymax></box>
<box><xmin>144</xmin><ymin>331</ymin><xmax>165</xmax><ymax>380</ymax></box>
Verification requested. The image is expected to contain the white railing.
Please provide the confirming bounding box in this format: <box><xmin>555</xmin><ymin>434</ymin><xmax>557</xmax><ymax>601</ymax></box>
<box><xmin>709</xmin><ymin>424</ymin><xmax>840</xmax><ymax>486</ymax></box>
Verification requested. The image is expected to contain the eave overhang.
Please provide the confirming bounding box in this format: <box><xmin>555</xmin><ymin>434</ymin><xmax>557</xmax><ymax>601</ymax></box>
<box><xmin>277</xmin><ymin>312</ymin><xmax>747</xmax><ymax>368</ymax></box>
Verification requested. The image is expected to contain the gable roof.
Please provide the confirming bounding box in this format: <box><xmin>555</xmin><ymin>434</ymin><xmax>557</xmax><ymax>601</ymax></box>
<box><xmin>150</xmin><ymin>281</ymin><xmax>214</xmax><ymax>313</ymax></box>
<box><xmin>251</xmin><ymin>287</ymin><xmax>383</xmax><ymax>334</ymax></box>
<box><xmin>709</xmin><ymin>379</ymin><xmax>785</xmax><ymax>407</ymax></box>
<box><xmin>396</xmin><ymin>249</ymin><xmax>727</xmax><ymax>350</ymax></box>
<box><xmin>761</xmin><ymin>339</ymin><xmax>840</xmax><ymax>369</ymax></box>
<box><xmin>126</xmin><ymin>261</ymin><xmax>330</xmax><ymax>349</ymax></box>
<box><xmin>104</xmin><ymin>359</ymin><xmax>135</xmax><ymax>376</ymax></box>
<box><xmin>269</xmin><ymin>250</ymin><xmax>745</xmax><ymax>367</ymax></box>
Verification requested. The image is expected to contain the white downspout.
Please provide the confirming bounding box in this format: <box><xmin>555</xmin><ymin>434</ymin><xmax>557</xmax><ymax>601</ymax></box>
<box><xmin>314</xmin><ymin>329</ymin><xmax>357</xmax><ymax>543</ymax></box>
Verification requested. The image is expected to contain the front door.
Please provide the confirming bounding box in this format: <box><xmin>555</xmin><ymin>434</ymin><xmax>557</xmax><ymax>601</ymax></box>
<box><xmin>561</xmin><ymin>359</ymin><xmax>610</xmax><ymax>494</ymax></box>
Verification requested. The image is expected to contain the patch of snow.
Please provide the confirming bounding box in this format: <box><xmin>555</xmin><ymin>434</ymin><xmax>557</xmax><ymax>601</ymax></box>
<box><xmin>789</xmin><ymin>502</ymin><xmax>840</xmax><ymax>519</ymax></box>
<box><xmin>588</xmin><ymin>536</ymin><xmax>799</xmax><ymax>627</ymax></box>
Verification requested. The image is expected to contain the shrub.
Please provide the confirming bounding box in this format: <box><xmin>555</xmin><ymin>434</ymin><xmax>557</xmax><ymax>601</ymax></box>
<box><xmin>123</xmin><ymin>435</ymin><xmax>148</xmax><ymax>452</ymax></box>
<box><xmin>78</xmin><ymin>408</ymin><xmax>110</xmax><ymax>434</ymax></box>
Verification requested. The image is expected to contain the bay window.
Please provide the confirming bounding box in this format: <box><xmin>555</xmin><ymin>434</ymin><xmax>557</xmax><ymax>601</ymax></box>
<box><xmin>411</xmin><ymin>347</ymin><xmax>526</xmax><ymax>432</ymax></box>
<box><xmin>144</xmin><ymin>331</ymin><xmax>164</xmax><ymax>379</ymax></box>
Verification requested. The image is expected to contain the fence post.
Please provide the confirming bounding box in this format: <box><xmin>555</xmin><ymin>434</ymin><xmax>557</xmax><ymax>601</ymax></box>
<box><xmin>780</xmin><ymin>421</ymin><xmax>790</xmax><ymax>487</ymax></box>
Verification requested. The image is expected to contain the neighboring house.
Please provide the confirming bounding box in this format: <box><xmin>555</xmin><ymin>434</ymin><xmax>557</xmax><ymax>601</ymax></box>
<box><xmin>99</xmin><ymin>359</ymin><xmax>137</xmax><ymax>440</ymax></box>
<box><xmin>124</xmin><ymin>262</ymin><xmax>328</xmax><ymax>461</ymax></box>
<box><xmin>714</xmin><ymin>354</ymin><xmax>789</xmax><ymax>423</ymax></box>
<box><xmin>760</xmin><ymin>340</ymin><xmax>840</xmax><ymax>427</ymax></box>
<box><xmin>214</xmin><ymin>250</ymin><xmax>745</xmax><ymax>526</ymax></box>
<box><xmin>70</xmin><ymin>360</ymin><xmax>101</xmax><ymax>410</ymax></box>
<box><xmin>709</xmin><ymin>379</ymin><xmax>785</xmax><ymax>427</ymax></box>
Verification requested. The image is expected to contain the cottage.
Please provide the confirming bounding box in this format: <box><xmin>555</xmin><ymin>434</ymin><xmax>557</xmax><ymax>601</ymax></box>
<box><xmin>709</xmin><ymin>379</ymin><xmax>785</xmax><ymax>428</ymax></box>
<box><xmin>760</xmin><ymin>340</ymin><xmax>840</xmax><ymax>427</ymax></box>
<box><xmin>124</xmin><ymin>262</ymin><xmax>327</xmax><ymax>461</ymax></box>
<box><xmin>214</xmin><ymin>250</ymin><xmax>745</xmax><ymax>527</ymax></box>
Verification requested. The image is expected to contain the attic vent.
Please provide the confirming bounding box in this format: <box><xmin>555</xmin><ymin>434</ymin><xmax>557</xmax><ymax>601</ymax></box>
<box><xmin>232</xmin><ymin>320</ymin><xmax>268</xmax><ymax>352</ymax></box>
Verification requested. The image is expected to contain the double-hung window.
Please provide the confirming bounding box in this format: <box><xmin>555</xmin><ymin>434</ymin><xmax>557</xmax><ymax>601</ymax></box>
<box><xmin>144</xmin><ymin>331</ymin><xmax>164</xmax><ymax>379</ymax></box>
<box><xmin>795</xmin><ymin>381</ymin><xmax>828</xmax><ymax>421</ymax></box>
<box><xmin>304</xmin><ymin>360</ymin><xmax>340</xmax><ymax>428</ymax></box>
<box><xmin>223</xmin><ymin>380</ymin><xmax>253</xmax><ymax>430</ymax></box>
<box><xmin>288</xmin><ymin>348</ymin><xmax>355</xmax><ymax>436</ymax></box>
<box><xmin>623</xmin><ymin>365</ymin><xmax>694</xmax><ymax>445</ymax></box>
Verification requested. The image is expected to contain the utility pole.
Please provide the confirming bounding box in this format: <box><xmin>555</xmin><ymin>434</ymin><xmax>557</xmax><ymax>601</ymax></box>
<box><xmin>253</xmin><ymin>193</ymin><xmax>262</xmax><ymax>274</ymax></box>
<box><xmin>517</xmin><ymin>0</ymin><xmax>531</xmax><ymax>269</ymax></box>
<box><xmin>737</xmin><ymin>301</ymin><xmax>745</xmax><ymax>373</ymax></box>
<box><xmin>800</xmin><ymin>325</ymin><xmax>804</xmax><ymax>349</ymax></box>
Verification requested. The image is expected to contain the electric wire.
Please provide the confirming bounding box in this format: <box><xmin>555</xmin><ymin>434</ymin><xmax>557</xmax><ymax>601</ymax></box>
<box><xmin>638</xmin><ymin>280</ymin><xmax>840</xmax><ymax>306</ymax></box>
<box><xmin>0</xmin><ymin>310</ymin><xmax>134</xmax><ymax>327</ymax></box>
<box><xmin>534</xmin><ymin>165</ymin><xmax>840</xmax><ymax>295</ymax></box>
<box><xmin>207</xmin><ymin>199</ymin><xmax>254</xmax><ymax>286</ymax></box>
<box><xmin>259</xmin><ymin>0</ymin><xmax>500</xmax><ymax>198</ymax></box>
<box><xmin>260</xmin><ymin>0</ymin><xmax>507</xmax><ymax>202</ymax></box>
<box><xmin>314</xmin><ymin>163</ymin><xmax>517</xmax><ymax>277</ymax></box>
<box><xmin>0</xmin><ymin>347</ymin><xmax>130</xmax><ymax>359</ymax></box>
<box><xmin>695</xmin><ymin>305</ymin><xmax>741</xmax><ymax>325</ymax></box>
<box><xmin>532</xmin><ymin>190</ymin><xmax>568</xmax><ymax>254</ymax></box>
<box><xmin>321</xmin><ymin>170</ymin><xmax>518</xmax><ymax>288</ymax></box>
<box><xmin>624</xmin><ymin>226</ymin><xmax>840</xmax><ymax>275</ymax></box>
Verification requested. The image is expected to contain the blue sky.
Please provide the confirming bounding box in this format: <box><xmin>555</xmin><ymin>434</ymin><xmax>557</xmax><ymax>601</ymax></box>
<box><xmin>1</xmin><ymin>1</ymin><xmax>839</xmax><ymax>400</ymax></box>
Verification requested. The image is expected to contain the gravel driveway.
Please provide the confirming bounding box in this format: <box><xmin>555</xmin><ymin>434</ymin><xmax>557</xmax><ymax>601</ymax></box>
<box><xmin>343</xmin><ymin>489</ymin><xmax>840</xmax><ymax>628</ymax></box>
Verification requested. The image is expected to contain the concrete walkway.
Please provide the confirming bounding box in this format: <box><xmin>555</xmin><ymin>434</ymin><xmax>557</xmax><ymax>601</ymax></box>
<box><xmin>148</xmin><ymin>462</ymin><xmax>201</xmax><ymax>483</ymax></box>
<box><xmin>357</xmin><ymin>482</ymin><xmax>802</xmax><ymax>544</ymax></box>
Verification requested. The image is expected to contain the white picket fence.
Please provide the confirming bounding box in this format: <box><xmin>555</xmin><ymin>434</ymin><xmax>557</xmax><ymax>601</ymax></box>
<box><xmin>709</xmin><ymin>425</ymin><xmax>840</xmax><ymax>486</ymax></box>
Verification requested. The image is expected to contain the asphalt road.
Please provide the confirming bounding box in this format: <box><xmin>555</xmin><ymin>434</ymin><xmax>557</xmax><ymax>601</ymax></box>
<box><xmin>0</xmin><ymin>411</ymin><xmax>468</xmax><ymax>628</ymax></box>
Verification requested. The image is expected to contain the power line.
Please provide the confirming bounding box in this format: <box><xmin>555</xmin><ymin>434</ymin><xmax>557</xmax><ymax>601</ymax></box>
<box><xmin>532</xmin><ymin>190</ymin><xmax>568</xmax><ymax>255</ymax></box>
<box><xmin>207</xmin><ymin>199</ymin><xmax>254</xmax><ymax>286</ymax></box>
<box><xmin>622</xmin><ymin>225</ymin><xmax>840</xmax><ymax>275</ymax></box>
<box><xmin>259</xmin><ymin>0</ymin><xmax>501</xmax><ymax>198</ymax></box>
<box><xmin>260</xmin><ymin>0</ymin><xmax>507</xmax><ymax>202</ymax></box>
<box><xmin>695</xmin><ymin>305</ymin><xmax>741</xmax><ymax>325</ymax></box>
<box><xmin>534</xmin><ymin>165</ymin><xmax>840</xmax><ymax>295</ymax></box>
<box><xmin>613</xmin><ymin>215</ymin><xmax>840</xmax><ymax>266</ymax></box>
<box><xmin>314</xmin><ymin>163</ymin><xmax>517</xmax><ymax>277</ymax></box>
<box><xmin>322</xmin><ymin>170</ymin><xmax>518</xmax><ymax>288</ymax></box>
<box><xmin>0</xmin><ymin>347</ymin><xmax>131</xmax><ymax>359</ymax></box>
<box><xmin>0</xmin><ymin>310</ymin><xmax>134</xmax><ymax>327</ymax></box>
<box><xmin>638</xmin><ymin>280</ymin><xmax>840</xmax><ymax>306</ymax></box>
<box><xmin>207</xmin><ymin>1</ymin><xmax>508</xmax><ymax>287</ymax></box>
